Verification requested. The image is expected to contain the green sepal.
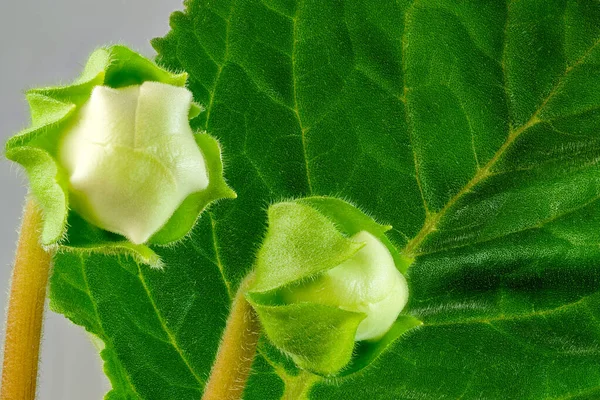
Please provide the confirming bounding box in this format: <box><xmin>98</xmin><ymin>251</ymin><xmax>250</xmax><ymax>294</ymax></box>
<box><xmin>247</xmin><ymin>299</ymin><xmax>366</xmax><ymax>376</ymax></box>
<box><xmin>149</xmin><ymin>133</ymin><xmax>237</xmax><ymax>245</ymax></box>
<box><xmin>188</xmin><ymin>103</ymin><xmax>203</xmax><ymax>119</ymax></box>
<box><xmin>247</xmin><ymin>197</ymin><xmax>421</xmax><ymax>377</ymax></box>
<box><xmin>4</xmin><ymin>45</ymin><xmax>234</xmax><ymax>264</ymax></box>
<box><xmin>297</xmin><ymin>196</ymin><xmax>414</xmax><ymax>273</ymax></box>
<box><xmin>7</xmin><ymin>147</ymin><xmax>70</xmax><ymax>245</ymax></box>
<box><xmin>250</xmin><ymin>201</ymin><xmax>365</xmax><ymax>293</ymax></box>
<box><xmin>60</xmin><ymin>212</ymin><xmax>161</xmax><ymax>268</ymax></box>
<box><xmin>340</xmin><ymin>314</ymin><xmax>422</xmax><ymax>377</ymax></box>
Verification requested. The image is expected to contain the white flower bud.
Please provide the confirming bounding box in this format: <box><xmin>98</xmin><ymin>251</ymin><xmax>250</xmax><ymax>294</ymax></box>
<box><xmin>281</xmin><ymin>230</ymin><xmax>409</xmax><ymax>341</ymax></box>
<box><xmin>59</xmin><ymin>81</ymin><xmax>209</xmax><ymax>244</ymax></box>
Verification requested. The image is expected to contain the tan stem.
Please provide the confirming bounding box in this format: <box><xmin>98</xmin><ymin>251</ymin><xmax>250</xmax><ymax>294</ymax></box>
<box><xmin>202</xmin><ymin>274</ymin><xmax>260</xmax><ymax>400</ymax></box>
<box><xmin>1</xmin><ymin>199</ymin><xmax>52</xmax><ymax>400</ymax></box>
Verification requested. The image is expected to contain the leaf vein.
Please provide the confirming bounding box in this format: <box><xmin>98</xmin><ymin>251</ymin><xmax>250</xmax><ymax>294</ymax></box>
<box><xmin>418</xmin><ymin>189</ymin><xmax>600</xmax><ymax>256</ymax></box>
<box><xmin>401</xmin><ymin>0</ymin><xmax>430</xmax><ymax>217</ymax></box>
<box><xmin>77</xmin><ymin>255</ymin><xmax>143</xmax><ymax>399</ymax></box>
<box><xmin>291</xmin><ymin>0</ymin><xmax>313</xmax><ymax>194</ymax></box>
<box><xmin>425</xmin><ymin>292</ymin><xmax>599</xmax><ymax>328</ymax></box>
<box><xmin>403</xmin><ymin>31</ymin><xmax>600</xmax><ymax>257</ymax></box>
<box><xmin>203</xmin><ymin>0</ymin><xmax>235</xmax><ymax>128</ymax></box>
<box><xmin>137</xmin><ymin>263</ymin><xmax>205</xmax><ymax>386</ymax></box>
<box><xmin>208</xmin><ymin>212</ymin><xmax>233</xmax><ymax>299</ymax></box>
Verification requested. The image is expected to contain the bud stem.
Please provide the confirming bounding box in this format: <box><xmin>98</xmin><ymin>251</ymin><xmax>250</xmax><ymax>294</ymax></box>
<box><xmin>1</xmin><ymin>198</ymin><xmax>52</xmax><ymax>400</ymax></box>
<box><xmin>282</xmin><ymin>371</ymin><xmax>320</xmax><ymax>400</ymax></box>
<box><xmin>202</xmin><ymin>273</ymin><xmax>261</xmax><ymax>400</ymax></box>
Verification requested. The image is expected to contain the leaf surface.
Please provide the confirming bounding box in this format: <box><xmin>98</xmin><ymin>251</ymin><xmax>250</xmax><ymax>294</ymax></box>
<box><xmin>50</xmin><ymin>0</ymin><xmax>600</xmax><ymax>399</ymax></box>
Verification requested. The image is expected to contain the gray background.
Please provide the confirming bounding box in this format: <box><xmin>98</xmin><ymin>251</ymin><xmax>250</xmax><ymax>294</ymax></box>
<box><xmin>0</xmin><ymin>1</ymin><xmax>184</xmax><ymax>398</ymax></box>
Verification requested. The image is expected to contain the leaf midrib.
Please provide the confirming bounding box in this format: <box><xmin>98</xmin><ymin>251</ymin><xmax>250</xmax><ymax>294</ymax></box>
<box><xmin>421</xmin><ymin>292</ymin><xmax>597</xmax><ymax>328</ymax></box>
<box><xmin>401</xmin><ymin>28</ymin><xmax>600</xmax><ymax>258</ymax></box>
<box><xmin>291</xmin><ymin>0</ymin><xmax>313</xmax><ymax>194</ymax></box>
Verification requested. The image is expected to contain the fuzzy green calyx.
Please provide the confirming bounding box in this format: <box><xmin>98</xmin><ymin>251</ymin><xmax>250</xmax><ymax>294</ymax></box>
<box><xmin>5</xmin><ymin>45</ymin><xmax>235</xmax><ymax>263</ymax></box>
<box><xmin>247</xmin><ymin>197</ymin><xmax>421</xmax><ymax>376</ymax></box>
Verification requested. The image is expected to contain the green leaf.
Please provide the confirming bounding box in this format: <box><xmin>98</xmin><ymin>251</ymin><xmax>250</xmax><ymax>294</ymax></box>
<box><xmin>49</xmin><ymin>0</ymin><xmax>600</xmax><ymax>399</ymax></box>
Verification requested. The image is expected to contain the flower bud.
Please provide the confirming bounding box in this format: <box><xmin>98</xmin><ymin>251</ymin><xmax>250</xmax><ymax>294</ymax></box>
<box><xmin>59</xmin><ymin>82</ymin><xmax>209</xmax><ymax>244</ymax></box>
<box><xmin>246</xmin><ymin>197</ymin><xmax>420</xmax><ymax>376</ymax></box>
<box><xmin>5</xmin><ymin>45</ymin><xmax>235</xmax><ymax>262</ymax></box>
<box><xmin>280</xmin><ymin>230</ymin><xmax>409</xmax><ymax>342</ymax></box>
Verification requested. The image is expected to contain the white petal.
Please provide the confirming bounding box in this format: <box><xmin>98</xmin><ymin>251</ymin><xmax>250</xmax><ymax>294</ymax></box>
<box><xmin>59</xmin><ymin>83</ymin><xmax>209</xmax><ymax>244</ymax></box>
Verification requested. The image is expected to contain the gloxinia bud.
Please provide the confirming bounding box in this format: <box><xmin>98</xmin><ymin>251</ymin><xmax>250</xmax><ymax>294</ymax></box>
<box><xmin>5</xmin><ymin>45</ymin><xmax>235</xmax><ymax>263</ymax></box>
<box><xmin>246</xmin><ymin>197</ymin><xmax>421</xmax><ymax>376</ymax></box>
<box><xmin>280</xmin><ymin>230</ymin><xmax>409</xmax><ymax>342</ymax></box>
<box><xmin>59</xmin><ymin>82</ymin><xmax>209</xmax><ymax>244</ymax></box>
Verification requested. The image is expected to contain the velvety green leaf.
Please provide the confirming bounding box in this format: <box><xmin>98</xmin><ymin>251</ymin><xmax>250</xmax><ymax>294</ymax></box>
<box><xmin>49</xmin><ymin>0</ymin><xmax>600</xmax><ymax>399</ymax></box>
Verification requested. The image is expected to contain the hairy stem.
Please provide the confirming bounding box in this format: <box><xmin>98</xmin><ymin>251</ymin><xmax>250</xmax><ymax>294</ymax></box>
<box><xmin>202</xmin><ymin>273</ymin><xmax>260</xmax><ymax>400</ymax></box>
<box><xmin>1</xmin><ymin>198</ymin><xmax>52</xmax><ymax>400</ymax></box>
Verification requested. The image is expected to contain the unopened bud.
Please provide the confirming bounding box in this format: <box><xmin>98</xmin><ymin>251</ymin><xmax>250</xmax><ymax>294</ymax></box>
<box><xmin>280</xmin><ymin>230</ymin><xmax>409</xmax><ymax>341</ymax></box>
<box><xmin>6</xmin><ymin>45</ymin><xmax>235</xmax><ymax>261</ymax></box>
<box><xmin>60</xmin><ymin>82</ymin><xmax>209</xmax><ymax>244</ymax></box>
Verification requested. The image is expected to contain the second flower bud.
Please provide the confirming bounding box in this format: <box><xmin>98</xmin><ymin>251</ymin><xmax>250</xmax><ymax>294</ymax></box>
<box><xmin>246</xmin><ymin>197</ymin><xmax>420</xmax><ymax>376</ymax></box>
<box><xmin>280</xmin><ymin>230</ymin><xmax>408</xmax><ymax>342</ymax></box>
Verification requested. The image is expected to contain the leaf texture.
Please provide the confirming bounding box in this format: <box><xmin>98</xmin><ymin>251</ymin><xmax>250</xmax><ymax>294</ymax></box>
<box><xmin>50</xmin><ymin>0</ymin><xmax>600</xmax><ymax>399</ymax></box>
